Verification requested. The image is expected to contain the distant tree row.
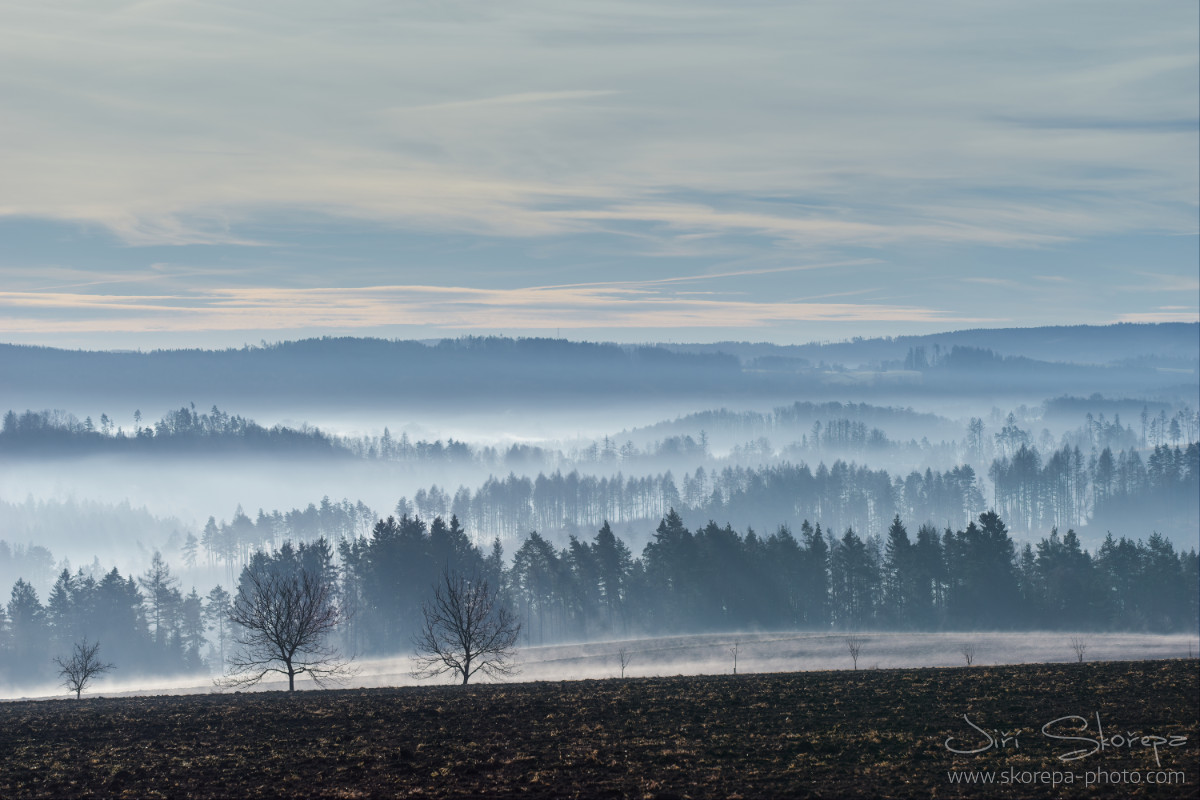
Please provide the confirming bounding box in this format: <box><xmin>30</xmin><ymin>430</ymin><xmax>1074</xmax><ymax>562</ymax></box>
<box><xmin>990</xmin><ymin>443</ymin><xmax>1198</xmax><ymax>534</ymax></box>
<box><xmin>195</xmin><ymin>499</ymin><xmax>377</xmax><ymax>571</ymax></box>
<box><xmin>2</xmin><ymin>512</ymin><xmax>1196</xmax><ymax>688</ymax></box>
<box><xmin>494</xmin><ymin>512</ymin><xmax>1197</xmax><ymax>643</ymax></box>
<box><xmin>5</xmin><ymin>401</ymin><xmax>1195</xmax><ymax>487</ymax></box>
<box><xmin>197</xmin><ymin>461</ymin><xmax>988</xmax><ymax>563</ymax></box>
<box><xmin>626</xmin><ymin>400</ymin><xmax>952</xmax><ymax>444</ymax></box>
<box><xmin>0</xmin><ymin>406</ymin><xmax>343</xmax><ymax>456</ymax></box>
<box><xmin>192</xmin><ymin>441</ymin><xmax>1196</xmax><ymax>576</ymax></box>
<box><xmin>0</xmin><ymin>552</ymin><xmax>232</xmax><ymax>684</ymax></box>
<box><xmin>328</xmin><ymin>511</ymin><xmax>1198</xmax><ymax>653</ymax></box>
<box><xmin>392</xmin><ymin>460</ymin><xmax>983</xmax><ymax>548</ymax></box>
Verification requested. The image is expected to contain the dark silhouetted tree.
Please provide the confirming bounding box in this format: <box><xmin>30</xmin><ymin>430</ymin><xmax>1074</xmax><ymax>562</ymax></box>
<box><xmin>221</xmin><ymin>566</ymin><xmax>351</xmax><ymax>691</ymax></box>
<box><xmin>53</xmin><ymin>638</ymin><xmax>113</xmax><ymax>699</ymax></box>
<box><xmin>412</xmin><ymin>570</ymin><xmax>521</xmax><ymax>685</ymax></box>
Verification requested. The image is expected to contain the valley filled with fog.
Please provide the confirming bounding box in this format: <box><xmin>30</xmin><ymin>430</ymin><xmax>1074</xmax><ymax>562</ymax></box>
<box><xmin>1</xmin><ymin>324</ymin><xmax>1197</xmax><ymax>698</ymax></box>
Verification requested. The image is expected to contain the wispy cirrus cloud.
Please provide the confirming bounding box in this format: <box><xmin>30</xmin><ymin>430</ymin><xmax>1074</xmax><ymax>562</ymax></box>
<box><xmin>547</xmin><ymin>204</ymin><xmax>1069</xmax><ymax>248</ymax></box>
<box><xmin>0</xmin><ymin>281</ymin><xmax>974</xmax><ymax>335</ymax></box>
<box><xmin>391</xmin><ymin>90</ymin><xmax>621</xmax><ymax>113</ymax></box>
<box><xmin>1125</xmin><ymin>272</ymin><xmax>1200</xmax><ymax>293</ymax></box>
<box><xmin>0</xmin><ymin>0</ymin><xmax>1193</xmax><ymax>252</ymax></box>
<box><xmin>960</xmin><ymin>277</ymin><xmax>1025</xmax><ymax>289</ymax></box>
<box><xmin>0</xmin><ymin>0</ymin><xmax>1194</xmax><ymax>345</ymax></box>
<box><xmin>1115</xmin><ymin>308</ymin><xmax>1200</xmax><ymax>323</ymax></box>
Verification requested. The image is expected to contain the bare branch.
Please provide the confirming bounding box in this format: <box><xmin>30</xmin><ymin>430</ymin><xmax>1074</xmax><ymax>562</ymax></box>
<box><xmin>217</xmin><ymin>567</ymin><xmax>355</xmax><ymax>692</ymax></box>
<box><xmin>53</xmin><ymin>638</ymin><xmax>113</xmax><ymax>699</ymax></box>
<box><xmin>412</xmin><ymin>570</ymin><xmax>521</xmax><ymax>685</ymax></box>
<box><xmin>617</xmin><ymin>646</ymin><xmax>633</xmax><ymax>679</ymax></box>
<box><xmin>845</xmin><ymin>635</ymin><xmax>864</xmax><ymax>670</ymax></box>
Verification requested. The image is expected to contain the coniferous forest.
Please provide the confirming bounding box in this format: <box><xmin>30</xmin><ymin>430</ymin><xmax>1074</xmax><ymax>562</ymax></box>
<box><xmin>2</xmin><ymin>506</ymin><xmax>1196</xmax><ymax>687</ymax></box>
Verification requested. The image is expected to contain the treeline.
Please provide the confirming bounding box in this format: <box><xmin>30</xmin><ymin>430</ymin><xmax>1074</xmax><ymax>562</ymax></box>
<box><xmin>990</xmin><ymin>443</ymin><xmax>1199</xmax><ymax>534</ymax></box>
<box><xmin>0</xmin><ymin>406</ymin><xmax>489</xmax><ymax>464</ymax></box>
<box><xmin>1043</xmin><ymin>407</ymin><xmax>1195</xmax><ymax>454</ymax></box>
<box><xmin>194</xmin><ymin>499</ymin><xmax>377</xmax><ymax>568</ymax></box>
<box><xmin>0</xmin><ymin>406</ymin><xmax>345</xmax><ymax>457</ymax></box>
<box><xmin>5</xmin><ymin>399</ymin><xmax>1195</xmax><ymax>486</ymax></box>
<box><xmin>258</xmin><ymin>510</ymin><xmax>1200</xmax><ymax>656</ymax></box>
<box><xmin>419</xmin><ymin>461</ymin><xmax>983</xmax><ymax>547</ymax></box>
<box><xmin>3</xmin><ymin>512</ymin><xmax>1196</xmax><ymax>688</ymax></box>
<box><xmin>497</xmin><ymin>512</ymin><xmax>1197</xmax><ymax>643</ymax></box>
<box><xmin>623</xmin><ymin>400</ymin><xmax>955</xmax><ymax>445</ymax></box>
<box><xmin>195</xmin><ymin>462</ymin><xmax>988</xmax><ymax>569</ymax></box>
<box><xmin>192</xmin><ymin>440</ymin><xmax>1197</xmax><ymax>579</ymax></box>
<box><xmin>0</xmin><ymin>553</ymin><xmax>222</xmax><ymax>685</ymax></box>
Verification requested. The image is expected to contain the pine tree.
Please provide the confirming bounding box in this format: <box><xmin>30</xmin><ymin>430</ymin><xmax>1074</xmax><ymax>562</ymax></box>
<box><xmin>181</xmin><ymin>532</ymin><xmax>199</xmax><ymax>569</ymax></box>
<box><xmin>46</xmin><ymin>569</ymin><xmax>77</xmax><ymax>649</ymax></box>
<box><xmin>139</xmin><ymin>551</ymin><xmax>181</xmax><ymax>648</ymax></box>
<box><xmin>204</xmin><ymin>585</ymin><xmax>233</xmax><ymax>669</ymax></box>
<box><xmin>882</xmin><ymin>516</ymin><xmax>911</xmax><ymax>625</ymax></box>
<box><xmin>180</xmin><ymin>588</ymin><xmax>207</xmax><ymax>669</ymax></box>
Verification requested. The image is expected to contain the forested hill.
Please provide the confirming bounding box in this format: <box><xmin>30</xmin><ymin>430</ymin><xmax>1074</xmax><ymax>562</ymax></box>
<box><xmin>662</xmin><ymin>322</ymin><xmax>1199</xmax><ymax>367</ymax></box>
<box><xmin>0</xmin><ymin>338</ymin><xmax>741</xmax><ymax>410</ymax></box>
<box><xmin>1</xmin><ymin>325</ymin><xmax>1195</xmax><ymax>412</ymax></box>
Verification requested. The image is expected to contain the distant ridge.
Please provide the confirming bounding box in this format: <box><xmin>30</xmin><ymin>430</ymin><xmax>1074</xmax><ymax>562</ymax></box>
<box><xmin>0</xmin><ymin>324</ymin><xmax>1194</xmax><ymax>414</ymax></box>
<box><xmin>656</xmin><ymin>322</ymin><xmax>1200</xmax><ymax>366</ymax></box>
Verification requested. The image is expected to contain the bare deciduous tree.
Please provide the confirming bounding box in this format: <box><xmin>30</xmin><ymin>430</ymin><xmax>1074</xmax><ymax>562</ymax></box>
<box><xmin>220</xmin><ymin>567</ymin><xmax>352</xmax><ymax>692</ymax></box>
<box><xmin>412</xmin><ymin>571</ymin><xmax>521</xmax><ymax>685</ymax></box>
<box><xmin>617</xmin><ymin>646</ymin><xmax>633</xmax><ymax>679</ymax></box>
<box><xmin>54</xmin><ymin>638</ymin><xmax>113</xmax><ymax>699</ymax></box>
<box><xmin>960</xmin><ymin>643</ymin><xmax>977</xmax><ymax>666</ymax></box>
<box><xmin>846</xmin><ymin>635</ymin><xmax>864</xmax><ymax>670</ymax></box>
<box><xmin>1069</xmin><ymin>637</ymin><xmax>1088</xmax><ymax>663</ymax></box>
<box><xmin>730</xmin><ymin>641</ymin><xmax>739</xmax><ymax>675</ymax></box>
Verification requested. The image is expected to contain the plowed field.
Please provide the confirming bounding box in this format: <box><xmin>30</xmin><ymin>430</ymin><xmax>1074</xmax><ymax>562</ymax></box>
<box><xmin>1</xmin><ymin>660</ymin><xmax>1195</xmax><ymax>798</ymax></box>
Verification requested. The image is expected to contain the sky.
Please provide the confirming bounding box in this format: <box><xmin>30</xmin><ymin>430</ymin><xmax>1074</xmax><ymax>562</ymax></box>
<box><xmin>1</xmin><ymin>0</ymin><xmax>1197</xmax><ymax>349</ymax></box>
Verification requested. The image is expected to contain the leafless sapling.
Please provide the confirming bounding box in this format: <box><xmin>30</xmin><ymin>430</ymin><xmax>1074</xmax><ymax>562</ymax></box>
<box><xmin>412</xmin><ymin>570</ymin><xmax>521</xmax><ymax>685</ymax></box>
<box><xmin>1069</xmin><ymin>636</ymin><xmax>1088</xmax><ymax>663</ymax></box>
<box><xmin>219</xmin><ymin>567</ymin><xmax>352</xmax><ymax>692</ymax></box>
<box><xmin>617</xmin><ymin>646</ymin><xmax>633</xmax><ymax>679</ymax></box>
<box><xmin>960</xmin><ymin>643</ymin><xmax>977</xmax><ymax>666</ymax></box>
<box><xmin>54</xmin><ymin>638</ymin><xmax>113</xmax><ymax>699</ymax></box>
<box><xmin>846</xmin><ymin>635</ymin><xmax>864</xmax><ymax>670</ymax></box>
<box><xmin>730</xmin><ymin>641</ymin><xmax>739</xmax><ymax>675</ymax></box>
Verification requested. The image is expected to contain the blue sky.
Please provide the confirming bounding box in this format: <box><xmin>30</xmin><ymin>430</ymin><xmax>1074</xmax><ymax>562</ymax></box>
<box><xmin>1</xmin><ymin>0</ymin><xmax>1196</xmax><ymax>349</ymax></box>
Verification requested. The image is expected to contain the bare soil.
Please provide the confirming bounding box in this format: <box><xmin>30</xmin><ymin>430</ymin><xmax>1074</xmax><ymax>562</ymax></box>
<box><xmin>1</xmin><ymin>660</ymin><xmax>1195</xmax><ymax>798</ymax></box>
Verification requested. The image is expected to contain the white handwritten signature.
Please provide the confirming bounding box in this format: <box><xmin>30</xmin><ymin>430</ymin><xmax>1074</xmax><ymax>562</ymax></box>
<box><xmin>945</xmin><ymin>713</ymin><xmax>1188</xmax><ymax>768</ymax></box>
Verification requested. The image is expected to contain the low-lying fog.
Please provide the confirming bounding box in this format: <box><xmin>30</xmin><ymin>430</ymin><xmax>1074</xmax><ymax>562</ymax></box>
<box><xmin>7</xmin><ymin>631</ymin><xmax>1194</xmax><ymax>701</ymax></box>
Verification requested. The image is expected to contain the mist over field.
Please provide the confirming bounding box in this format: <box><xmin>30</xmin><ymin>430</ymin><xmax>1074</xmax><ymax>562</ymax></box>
<box><xmin>4</xmin><ymin>631</ymin><xmax>1195</xmax><ymax>701</ymax></box>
